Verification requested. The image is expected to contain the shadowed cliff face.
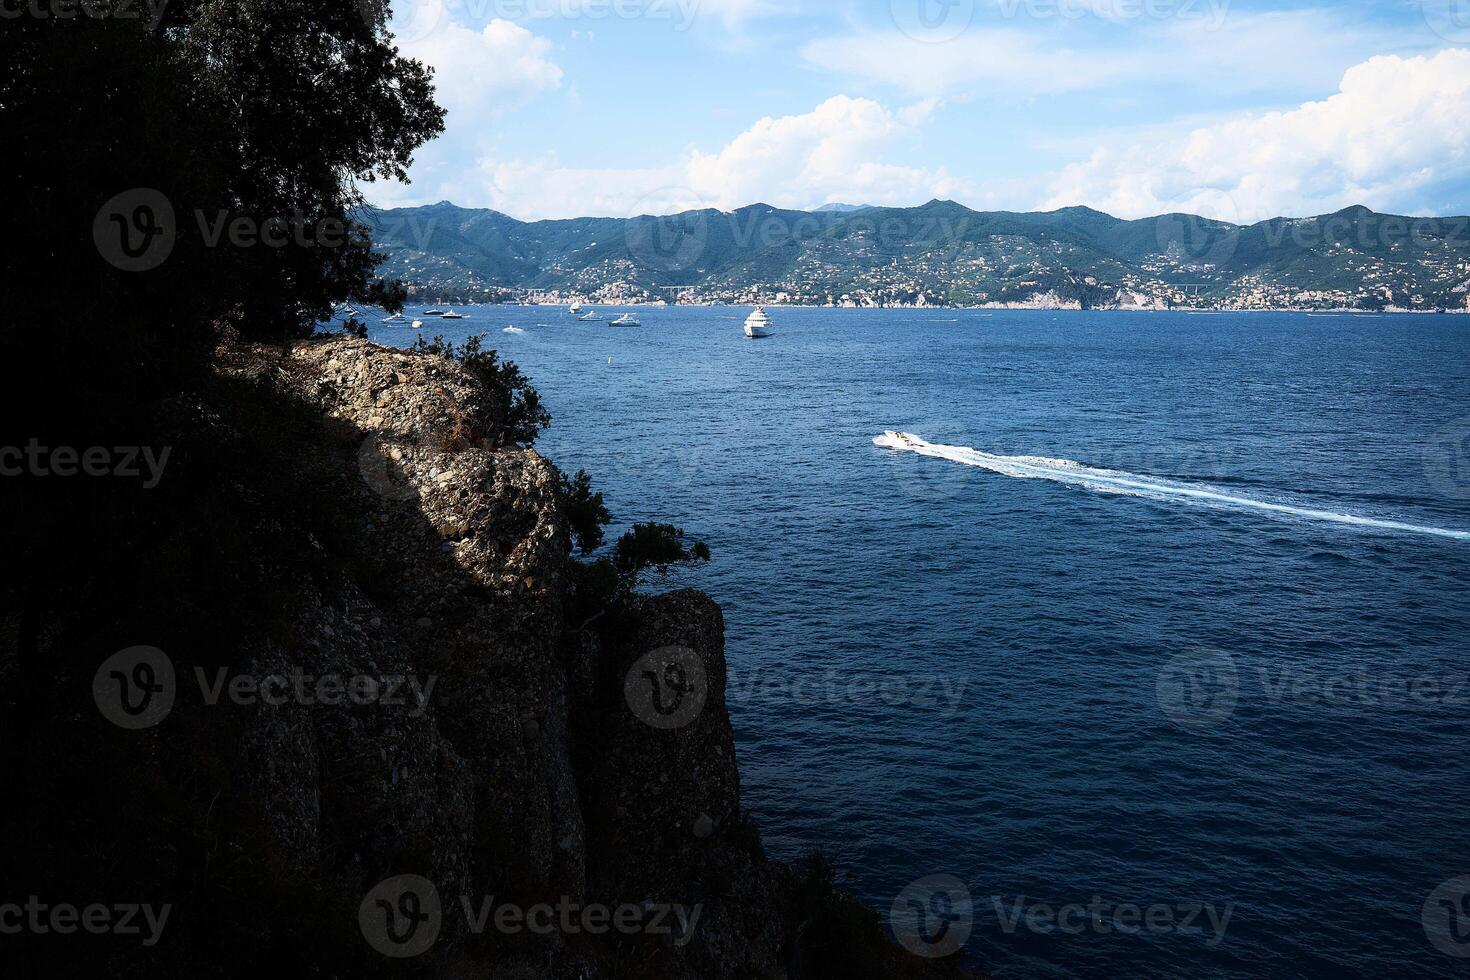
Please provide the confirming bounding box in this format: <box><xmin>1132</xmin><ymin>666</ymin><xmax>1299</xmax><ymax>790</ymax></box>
<box><xmin>0</xmin><ymin>337</ymin><xmax>967</xmax><ymax>979</ymax></box>
<box><xmin>231</xmin><ymin>337</ymin><xmax>798</xmax><ymax>975</ymax></box>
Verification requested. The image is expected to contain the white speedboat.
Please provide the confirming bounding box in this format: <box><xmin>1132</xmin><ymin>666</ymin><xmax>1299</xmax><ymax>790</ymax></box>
<box><xmin>423</xmin><ymin>307</ymin><xmax>445</xmax><ymax>316</ymax></box>
<box><xmin>874</xmin><ymin>430</ymin><xmax>923</xmax><ymax>450</ymax></box>
<box><xmin>579</xmin><ymin>311</ymin><xmax>603</xmax><ymax>321</ymax></box>
<box><xmin>440</xmin><ymin>309</ymin><xmax>467</xmax><ymax>320</ymax></box>
<box><xmin>383</xmin><ymin>312</ymin><xmax>408</xmax><ymax>323</ymax></box>
<box><xmin>411</xmin><ymin>320</ymin><xmax>424</xmax><ymax>330</ymax></box>
<box><xmin>744</xmin><ymin>306</ymin><xmax>772</xmax><ymax>338</ymax></box>
<box><xmin>611</xmin><ymin>313</ymin><xmax>640</xmax><ymax>326</ymax></box>
<box><xmin>569</xmin><ymin>302</ymin><xmax>583</xmax><ymax>315</ymax></box>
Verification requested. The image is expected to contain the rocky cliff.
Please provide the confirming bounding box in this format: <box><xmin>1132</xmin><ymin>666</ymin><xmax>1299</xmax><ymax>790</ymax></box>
<box><xmin>1</xmin><ymin>337</ymin><xmax>962</xmax><ymax>978</ymax></box>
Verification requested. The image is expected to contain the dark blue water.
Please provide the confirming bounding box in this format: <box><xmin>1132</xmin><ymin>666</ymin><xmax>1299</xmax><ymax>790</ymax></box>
<box><xmin>371</xmin><ymin>307</ymin><xmax>1470</xmax><ymax>978</ymax></box>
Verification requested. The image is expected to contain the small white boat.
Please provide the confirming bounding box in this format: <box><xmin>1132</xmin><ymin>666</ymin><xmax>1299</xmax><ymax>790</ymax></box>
<box><xmin>569</xmin><ymin>302</ymin><xmax>583</xmax><ymax>315</ymax></box>
<box><xmin>874</xmin><ymin>430</ymin><xmax>923</xmax><ymax>450</ymax></box>
<box><xmin>423</xmin><ymin>307</ymin><xmax>445</xmax><ymax>316</ymax></box>
<box><xmin>383</xmin><ymin>312</ymin><xmax>408</xmax><ymax>323</ymax></box>
<box><xmin>744</xmin><ymin>305</ymin><xmax>772</xmax><ymax>338</ymax></box>
<box><xmin>411</xmin><ymin>320</ymin><xmax>424</xmax><ymax>330</ymax></box>
<box><xmin>611</xmin><ymin>313</ymin><xmax>641</xmax><ymax>326</ymax></box>
<box><xmin>440</xmin><ymin>309</ymin><xmax>467</xmax><ymax>320</ymax></box>
<box><xmin>578</xmin><ymin>311</ymin><xmax>603</xmax><ymax>321</ymax></box>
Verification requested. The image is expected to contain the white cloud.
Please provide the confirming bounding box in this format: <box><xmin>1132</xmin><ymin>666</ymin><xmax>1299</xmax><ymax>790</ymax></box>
<box><xmin>690</xmin><ymin>0</ymin><xmax>786</xmax><ymax>29</ymax></box>
<box><xmin>1041</xmin><ymin>50</ymin><xmax>1470</xmax><ymax>220</ymax></box>
<box><xmin>803</xmin><ymin>9</ymin><xmax>1427</xmax><ymax>98</ymax></box>
<box><xmin>457</xmin><ymin>96</ymin><xmax>970</xmax><ymax>218</ymax></box>
<box><xmin>394</xmin><ymin>11</ymin><xmax>563</xmax><ymax>126</ymax></box>
<box><xmin>802</xmin><ymin>29</ymin><xmax>1121</xmax><ymax>95</ymax></box>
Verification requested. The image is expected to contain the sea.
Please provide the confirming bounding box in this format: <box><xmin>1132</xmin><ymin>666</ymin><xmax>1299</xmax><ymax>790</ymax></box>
<box><xmin>365</xmin><ymin>305</ymin><xmax>1470</xmax><ymax>978</ymax></box>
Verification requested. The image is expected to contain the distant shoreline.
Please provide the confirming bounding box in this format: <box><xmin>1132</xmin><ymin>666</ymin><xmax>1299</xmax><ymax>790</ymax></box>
<box><xmin>409</xmin><ymin>300</ymin><xmax>1469</xmax><ymax>315</ymax></box>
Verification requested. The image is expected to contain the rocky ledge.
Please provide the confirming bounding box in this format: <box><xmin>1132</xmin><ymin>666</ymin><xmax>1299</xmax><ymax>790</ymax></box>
<box><xmin>2</xmin><ymin>336</ymin><xmax>966</xmax><ymax>978</ymax></box>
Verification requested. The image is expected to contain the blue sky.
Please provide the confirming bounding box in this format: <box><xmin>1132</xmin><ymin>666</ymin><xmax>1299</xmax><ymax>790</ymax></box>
<box><xmin>373</xmin><ymin>0</ymin><xmax>1470</xmax><ymax>222</ymax></box>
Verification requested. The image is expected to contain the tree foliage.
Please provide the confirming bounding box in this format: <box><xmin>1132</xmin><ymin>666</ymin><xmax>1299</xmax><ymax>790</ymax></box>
<box><xmin>410</xmin><ymin>333</ymin><xmax>552</xmax><ymax>447</ymax></box>
<box><xmin>557</xmin><ymin>467</ymin><xmax>613</xmax><ymax>555</ymax></box>
<box><xmin>613</xmin><ymin>523</ymin><xmax>711</xmax><ymax>576</ymax></box>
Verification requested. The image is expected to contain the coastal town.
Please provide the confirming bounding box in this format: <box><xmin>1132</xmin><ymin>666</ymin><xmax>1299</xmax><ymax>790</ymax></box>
<box><xmin>379</xmin><ymin>204</ymin><xmax>1470</xmax><ymax>314</ymax></box>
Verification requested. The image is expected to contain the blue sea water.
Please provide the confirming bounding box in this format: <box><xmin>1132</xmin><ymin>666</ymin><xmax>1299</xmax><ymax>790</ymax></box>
<box><xmin>369</xmin><ymin>306</ymin><xmax>1470</xmax><ymax>978</ymax></box>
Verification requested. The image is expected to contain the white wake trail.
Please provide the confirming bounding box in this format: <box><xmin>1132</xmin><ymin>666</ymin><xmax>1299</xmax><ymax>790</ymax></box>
<box><xmin>874</xmin><ymin>433</ymin><xmax>1470</xmax><ymax>543</ymax></box>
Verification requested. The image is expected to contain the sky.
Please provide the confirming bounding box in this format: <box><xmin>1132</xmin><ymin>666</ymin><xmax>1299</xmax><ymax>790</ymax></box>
<box><xmin>370</xmin><ymin>0</ymin><xmax>1470</xmax><ymax>223</ymax></box>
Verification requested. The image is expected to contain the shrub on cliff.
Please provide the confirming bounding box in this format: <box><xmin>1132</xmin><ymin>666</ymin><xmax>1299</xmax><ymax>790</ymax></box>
<box><xmin>411</xmin><ymin>333</ymin><xmax>551</xmax><ymax>446</ymax></box>
<box><xmin>557</xmin><ymin>467</ymin><xmax>613</xmax><ymax>555</ymax></box>
<box><xmin>614</xmin><ymin>522</ymin><xmax>711</xmax><ymax>575</ymax></box>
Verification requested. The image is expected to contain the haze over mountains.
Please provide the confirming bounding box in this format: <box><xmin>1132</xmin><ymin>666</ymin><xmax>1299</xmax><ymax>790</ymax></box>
<box><xmin>365</xmin><ymin>200</ymin><xmax>1470</xmax><ymax>312</ymax></box>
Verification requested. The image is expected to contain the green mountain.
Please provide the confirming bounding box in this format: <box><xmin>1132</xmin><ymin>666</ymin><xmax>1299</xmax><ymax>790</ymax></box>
<box><xmin>363</xmin><ymin>200</ymin><xmax>1470</xmax><ymax>311</ymax></box>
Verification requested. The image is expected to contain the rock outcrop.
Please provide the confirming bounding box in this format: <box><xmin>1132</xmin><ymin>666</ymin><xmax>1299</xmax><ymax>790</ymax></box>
<box><xmin>2</xmin><ymin>336</ymin><xmax>966</xmax><ymax>979</ymax></box>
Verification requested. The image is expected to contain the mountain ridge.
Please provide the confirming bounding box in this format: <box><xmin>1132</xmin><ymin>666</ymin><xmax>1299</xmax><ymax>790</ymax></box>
<box><xmin>363</xmin><ymin>200</ymin><xmax>1470</xmax><ymax>311</ymax></box>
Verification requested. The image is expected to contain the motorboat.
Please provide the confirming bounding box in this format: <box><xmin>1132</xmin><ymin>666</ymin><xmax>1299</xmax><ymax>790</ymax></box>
<box><xmin>873</xmin><ymin>430</ymin><xmax>924</xmax><ymax>450</ymax></box>
<box><xmin>440</xmin><ymin>309</ymin><xmax>467</xmax><ymax>320</ymax></box>
<box><xmin>569</xmin><ymin>302</ymin><xmax>583</xmax><ymax>314</ymax></box>
<box><xmin>423</xmin><ymin>307</ymin><xmax>445</xmax><ymax>316</ymax></box>
<box><xmin>578</xmin><ymin>311</ymin><xmax>603</xmax><ymax>321</ymax></box>
<box><xmin>611</xmin><ymin>313</ymin><xmax>640</xmax><ymax>326</ymax></box>
<box><xmin>744</xmin><ymin>306</ymin><xmax>772</xmax><ymax>338</ymax></box>
<box><xmin>382</xmin><ymin>312</ymin><xmax>408</xmax><ymax>323</ymax></box>
<box><xmin>411</xmin><ymin>320</ymin><xmax>424</xmax><ymax>330</ymax></box>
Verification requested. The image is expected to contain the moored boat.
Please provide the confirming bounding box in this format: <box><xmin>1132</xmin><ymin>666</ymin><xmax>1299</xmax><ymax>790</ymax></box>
<box><xmin>744</xmin><ymin>305</ymin><xmax>772</xmax><ymax>338</ymax></box>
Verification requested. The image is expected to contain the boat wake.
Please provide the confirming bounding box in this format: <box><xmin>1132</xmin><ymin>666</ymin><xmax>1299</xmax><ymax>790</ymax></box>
<box><xmin>874</xmin><ymin>432</ymin><xmax>1470</xmax><ymax>543</ymax></box>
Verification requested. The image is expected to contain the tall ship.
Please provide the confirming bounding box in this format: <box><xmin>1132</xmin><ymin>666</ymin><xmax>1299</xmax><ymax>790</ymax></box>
<box><xmin>744</xmin><ymin>305</ymin><xmax>772</xmax><ymax>338</ymax></box>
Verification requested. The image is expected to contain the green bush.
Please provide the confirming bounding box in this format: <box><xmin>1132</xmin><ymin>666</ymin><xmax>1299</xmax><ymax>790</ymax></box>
<box><xmin>411</xmin><ymin>333</ymin><xmax>551</xmax><ymax>446</ymax></box>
